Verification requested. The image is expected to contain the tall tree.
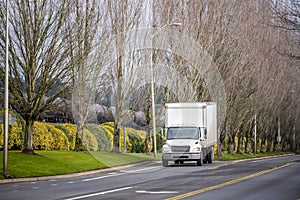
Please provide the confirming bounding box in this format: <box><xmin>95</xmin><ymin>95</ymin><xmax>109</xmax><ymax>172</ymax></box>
<box><xmin>106</xmin><ymin>0</ymin><xmax>143</xmax><ymax>152</ymax></box>
<box><xmin>0</xmin><ymin>0</ymin><xmax>72</xmax><ymax>154</ymax></box>
<box><xmin>68</xmin><ymin>0</ymin><xmax>107</xmax><ymax>151</ymax></box>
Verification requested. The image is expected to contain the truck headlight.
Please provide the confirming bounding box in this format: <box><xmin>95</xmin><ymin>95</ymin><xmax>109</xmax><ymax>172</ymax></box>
<box><xmin>162</xmin><ymin>145</ymin><xmax>169</xmax><ymax>153</ymax></box>
<box><xmin>192</xmin><ymin>147</ymin><xmax>201</xmax><ymax>152</ymax></box>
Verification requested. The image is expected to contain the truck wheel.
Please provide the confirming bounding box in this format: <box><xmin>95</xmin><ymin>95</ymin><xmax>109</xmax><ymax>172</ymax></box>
<box><xmin>162</xmin><ymin>160</ymin><xmax>168</xmax><ymax>167</ymax></box>
<box><xmin>207</xmin><ymin>151</ymin><xmax>213</xmax><ymax>164</ymax></box>
<box><xmin>196</xmin><ymin>156</ymin><xmax>203</xmax><ymax>166</ymax></box>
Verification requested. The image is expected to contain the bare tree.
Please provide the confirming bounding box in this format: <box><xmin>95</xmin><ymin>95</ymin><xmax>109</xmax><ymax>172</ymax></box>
<box><xmin>106</xmin><ymin>0</ymin><xmax>143</xmax><ymax>152</ymax></box>
<box><xmin>0</xmin><ymin>0</ymin><xmax>72</xmax><ymax>154</ymax></box>
<box><xmin>68</xmin><ymin>0</ymin><xmax>107</xmax><ymax>151</ymax></box>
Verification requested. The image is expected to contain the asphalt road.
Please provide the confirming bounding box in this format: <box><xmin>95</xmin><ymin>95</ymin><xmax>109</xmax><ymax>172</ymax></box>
<box><xmin>0</xmin><ymin>154</ymin><xmax>299</xmax><ymax>200</ymax></box>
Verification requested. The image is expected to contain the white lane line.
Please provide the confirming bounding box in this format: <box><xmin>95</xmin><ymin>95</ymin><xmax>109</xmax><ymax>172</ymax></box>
<box><xmin>82</xmin><ymin>166</ymin><xmax>160</xmax><ymax>182</ymax></box>
<box><xmin>64</xmin><ymin>187</ymin><xmax>133</xmax><ymax>200</ymax></box>
<box><xmin>32</xmin><ymin>187</ymin><xmax>39</xmax><ymax>189</ymax></box>
<box><xmin>50</xmin><ymin>184</ymin><xmax>58</xmax><ymax>186</ymax></box>
<box><xmin>121</xmin><ymin>166</ymin><xmax>160</xmax><ymax>173</ymax></box>
<box><xmin>82</xmin><ymin>173</ymin><xmax>123</xmax><ymax>182</ymax></box>
<box><xmin>68</xmin><ymin>181</ymin><xmax>75</xmax><ymax>184</ymax></box>
<box><xmin>136</xmin><ymin>190</ymin><xmax>178</xmax><ymax>194</ymax></box>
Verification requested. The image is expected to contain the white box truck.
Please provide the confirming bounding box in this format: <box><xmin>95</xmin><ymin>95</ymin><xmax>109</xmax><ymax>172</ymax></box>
<box><xmin>162</xmin><ymin>102</ymin><xmax>217</xmax><ymax>167</ymax></box>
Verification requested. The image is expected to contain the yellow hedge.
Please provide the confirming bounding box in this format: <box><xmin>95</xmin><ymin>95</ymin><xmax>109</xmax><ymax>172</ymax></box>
<box><xmin>58</xmin><ymin>123</ymin><xmax>77</xmax><ymax>150</ymax></box>
<box><xmin>45</xmin><ymin>124</ymin><xmax>69</xmax><ymax>150</ymax></box>
<box><xmin>0</xmin><ymin>124</ymin><xmax>23</xmax><ymax>149</ymax></box>
<box><xmin>33</xmin><ymin>122</ymin><xmax>54</xmax><ymax>150</ymax></box>
<box><xmin>57</xmin><ymin>123</ymin><xmax>98</xmax><ymax>151</ymax></box>
<box><xmin>1</xmin><ymin>119</ymin><xmax>148</xmax><ymax>152</ymax></box>
<box><xmin>100</xmin><ymin>122</ymin><xmax>132</xmax><ymax>152</ymax></box>
<box><xmin>126</xmin><ymin>127</ymin><xmax>151</xmax><ymax>153</ymax></box>
<box><xmin>82</xmin><ymin>129</ymin><xmax>98</xmax><ymax>151</ymax></box>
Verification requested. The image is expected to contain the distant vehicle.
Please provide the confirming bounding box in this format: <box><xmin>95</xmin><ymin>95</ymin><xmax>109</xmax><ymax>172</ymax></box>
<box><xmin>162</xmin><ymin>102</ymin><xmax>217</xmax><ymax>167</ymax></box>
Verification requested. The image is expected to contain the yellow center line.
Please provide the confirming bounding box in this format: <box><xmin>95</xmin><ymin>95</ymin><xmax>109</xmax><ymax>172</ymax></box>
<box><xmin>166</xmin><ymin>162</ymin><xmax>294</xmax><ymax>200</ymax></box>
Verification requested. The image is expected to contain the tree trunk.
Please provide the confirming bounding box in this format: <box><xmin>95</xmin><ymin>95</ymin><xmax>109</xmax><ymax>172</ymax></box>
<box><xmin>228</xmin><ymin>135</ymin><xmax>234</xmax><ymax>154</ymax></box>
<box><xmin>113</xmin><ymin>124</ymin><xmax>120</xmax><ymax>153</ymax></box>
<box><xmin>237</xmin><ymin>135</ymin><xmax>243</xmax><ymax>154</ymax></box>
<box><xmin>74</xmin><ymin>123</ymin><xmax>86</xmax><ymax>152</ymax></box>
<box><xmin>217</xmin><ymin>140</ymin><xmax>224</xmax><ymax>157</ymax></box>
<box><xmin>22</xmin><ymin>118</ymin><xmax>36</xmax><ymax>155</ymax></box>
<box><xmin>229</xmin><ymin>143</ymin><xmax>234</xmax><ymax>154</ymax></box>
<box><xmin>144</xmin><ymin>102</ymin><xmax>151</xmax><ymax>153</ymax></box>
<box><xmin>245</xmin><ymin>136</ymin><xmax>251</xmax><ymax>154</ymax></box>
<box><xmin>266</xmin><ymin>135</ymin><xmax>272</xmax><ymax>152</ymax></box>
<box><xmin>260</xmin><ymin>138</ymin><xmax>266</xmax><ymax>153</ymax></box>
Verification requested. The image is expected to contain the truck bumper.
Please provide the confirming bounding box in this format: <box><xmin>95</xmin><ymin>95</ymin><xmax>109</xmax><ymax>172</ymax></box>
<box><xmin>162</xmin><ymin>153</ymin><xmax>201</xmax><ymax>161</ymax></box>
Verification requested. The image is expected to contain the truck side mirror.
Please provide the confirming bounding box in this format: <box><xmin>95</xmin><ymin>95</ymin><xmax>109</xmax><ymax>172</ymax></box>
<box><xmin>200</xmin><ymin>127</ymin><xmax>207</xmax><ymax>141</ymax></box>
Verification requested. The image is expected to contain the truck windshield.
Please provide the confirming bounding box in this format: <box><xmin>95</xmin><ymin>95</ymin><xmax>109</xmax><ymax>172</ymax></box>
<box><xmin>167</xmin><ymin>127</ymin><xmax>199</xmax><ymax>140</ymax></box>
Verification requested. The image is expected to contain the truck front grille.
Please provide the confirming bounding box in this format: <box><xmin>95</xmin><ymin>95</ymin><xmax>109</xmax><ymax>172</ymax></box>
<box><xmin>171</xmin><ymin>146</ymin><xmax>190</xmax><ymax>152</ymax></box>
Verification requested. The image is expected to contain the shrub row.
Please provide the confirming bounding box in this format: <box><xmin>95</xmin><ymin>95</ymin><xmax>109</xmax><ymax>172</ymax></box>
<box><xmin>0</xmin><ymin>121</ymin><xmax>157</xmax><ymax>153</ymax></box>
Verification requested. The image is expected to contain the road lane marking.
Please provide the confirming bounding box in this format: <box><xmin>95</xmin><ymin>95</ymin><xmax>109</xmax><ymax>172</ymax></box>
<box><xmin>121</xmin><ymin>166</ymin><xmax>160</xmax><ymax>173</ymax></box>
<box><xmin>64</xmin><ymin>186</ymin><xmax>133</xmax><ymax>200</ymax></box>
<box><xmin>82</xmin><ymin>166</ymin><xmax>160</xmax><ymax>182</ymax></box>
<box><xmin>166</xmin><ymin>162</ymin><xmax>294</xmax><ymax>200</ymax></box>
<box><xmin>136</xmin><ymin>190</ymin><xmax>178</xmax><ymax>194</ymax></box>
<box><xmin>82</xmin><ymin>173</ymin><xmax>123</xmax><ymax>182</ymax></box>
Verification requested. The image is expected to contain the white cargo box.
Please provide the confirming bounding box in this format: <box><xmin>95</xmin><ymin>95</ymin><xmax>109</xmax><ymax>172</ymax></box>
<box><xmin>165</xmin><ymin>102</ymin><xmax>217</xmax><ymax>147</ymax></box>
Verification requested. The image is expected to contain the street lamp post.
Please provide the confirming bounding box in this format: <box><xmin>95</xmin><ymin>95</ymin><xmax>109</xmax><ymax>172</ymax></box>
<box><xmin>150</xmin><ymin>22</ymin><xmax>181</xmax><ymax>158</ymax></box>
<box><xmin>3</xmin><ymin>0</ymin><xmax>9</xmax><ymax>178</ymax></box>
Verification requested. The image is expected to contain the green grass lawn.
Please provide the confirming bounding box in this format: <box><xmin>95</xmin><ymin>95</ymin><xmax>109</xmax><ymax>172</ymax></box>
<box><xmin>0</xmin><ymin>150</ymin><xmax>293</xmax><ymax>179</ymax></box>
<box><xmin>0</xmin><ymin>151</ymin><xmax>160</xmax><ymax>179</ymax></box>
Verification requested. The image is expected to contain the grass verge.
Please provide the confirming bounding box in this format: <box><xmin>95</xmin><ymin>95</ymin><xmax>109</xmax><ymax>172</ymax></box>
<box><xmin>0</xmin><ymin>151</ymin><xmax>160</xmax><ymax>179</ymax></box>
<box><xmin>214</xmin><ymin>151</ymin><xmax>293</xmax><ymax>161</ymax></box>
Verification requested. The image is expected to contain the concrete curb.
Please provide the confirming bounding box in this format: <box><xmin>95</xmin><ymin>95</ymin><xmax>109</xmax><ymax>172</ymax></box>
<box><xmin>0</xmin><ymin>161</ymin><xmax>161</xmax><ymax>184</ymax></box>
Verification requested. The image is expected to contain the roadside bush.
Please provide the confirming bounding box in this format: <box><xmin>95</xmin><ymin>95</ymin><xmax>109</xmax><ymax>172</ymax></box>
<box><xmin>56</xmin><ymin>124</ymin><xmax>76</xmax><ymax>150</ymax></box>
<box><xmin>126</xmin><ymin>128</ymin><xmax>147</xmax><ymax>153</ymax></box>
<box><xmin>0</xmin><ymin>111</ymin><xmax>25</xmax><ymax>150</ymax></box>
<box><xmin>45</xmin><ymin>124</ymin><xmax>69</xmax><ymax>150</ymax></box>
<box><xmin>100</xmin><ymin>122</ymin><xmax>114</xmax><ymax>148</ymax></box>
<box><xmin>8</xmin><ymin>125</ymin><xmax>23</xmax><ymax>149</ymax></box>
<box><xmin>82</xmin><ymin>128</ymin><xmax>98</xmax><ymax>151</ymax></box>
<box><xmin>100</xmin><ymin>122</ymin><xmax>132</xmax><ymax>152</ymax></box>
<box><xmin>128</xmin><ymin>132</ymin><xmax>144</xmax><ymax>153</ymax></box>
<box><xmin>0</xmin><ymin>124</ymin><xmax>23</xmax><ymax>150</ymax></box>
<box><xmin>85</xmin><ymin>124</ymin><xmax>111</xmax><ymax>151</ymax></box>
<box><xmin>57</xmin><ymin>123</ymin><xmax>98</xmax><ymax>151</ymax></box>
<box><xmin>33</xmin><ymin>122</ymin><xmax>53</xmax><ymax>150</ymax></box>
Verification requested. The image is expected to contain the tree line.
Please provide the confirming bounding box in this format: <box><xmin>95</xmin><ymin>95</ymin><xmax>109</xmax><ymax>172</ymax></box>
<box><xmin>0</xmin><ymin>0</ymin><xmax>299</xmax><ymax>155</ymax></box>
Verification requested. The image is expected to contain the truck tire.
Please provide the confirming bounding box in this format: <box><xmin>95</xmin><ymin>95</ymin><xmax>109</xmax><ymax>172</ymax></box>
<box><xmin>162</xmin><ymin>160</ymin><xmax>168</xmax><ymax>167</ymax></box>
<box><xmin>196</xmin><ymin>155</ymin><xmax>203</xmax><ymax>166</ymax></box>
<box><xmin>207</xmin><ymin>151</ymin><xmax>213</xmax><ymax>164</ymax></box>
